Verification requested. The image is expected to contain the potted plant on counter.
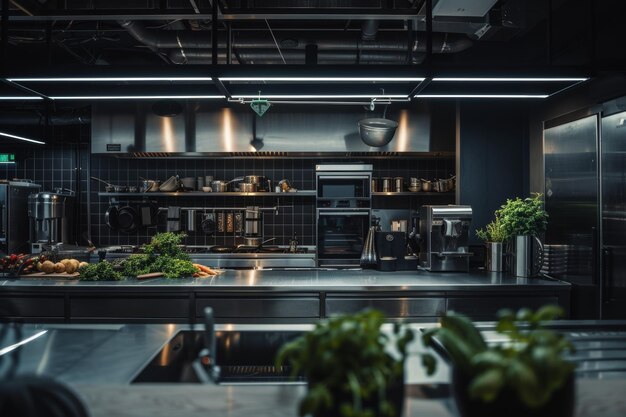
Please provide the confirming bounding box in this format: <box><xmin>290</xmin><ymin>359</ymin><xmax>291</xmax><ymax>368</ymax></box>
<box><xmin>422</xmin><ymin>305</ymin><xmax>575</xmax><ymax>417</ymax></box>
<box><xmin>476</xmin><ymin>216</ymin><xmax>507</xmax><ymax>272</ymax></box>
<box><xmin>276</xmin><ymin>309</ymin><xmax>415</xmax><ymax>417</ymax></box>
<box><xmin>496</xmin><ymin>194</ymin><xmax>549</xmax><ymax>277</ymax></box>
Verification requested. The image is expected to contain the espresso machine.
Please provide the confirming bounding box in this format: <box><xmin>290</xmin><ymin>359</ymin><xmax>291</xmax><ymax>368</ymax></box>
<box><xmin>28</xmin><ymin>190</ymin><xmax>76</xmax><ymax>253</ymax></box>
<box><xmin>419</xmin><ymin>205</ymin><xmax>472</xmax><ymax>272</ymax></box>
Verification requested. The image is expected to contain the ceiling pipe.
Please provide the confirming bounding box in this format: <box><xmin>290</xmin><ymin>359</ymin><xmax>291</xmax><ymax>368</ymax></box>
<box><xmin>167</xmin><ymin>49</ymin><xmax>423</xmax><ymax>65</ymax></box>
<box><xmin>361</xmin><ymin>20</ymin><xmax>380</xmax><ymax>41</ymax></box>
<box><xmin>119</xmin><ymin>20</ymin><xmax>472</xmax><ymax>53</ymax></box>
<box><xmin>0</xmin><ymin>110</ymin><xmax>90</xmax><ymax>126</ymax></box>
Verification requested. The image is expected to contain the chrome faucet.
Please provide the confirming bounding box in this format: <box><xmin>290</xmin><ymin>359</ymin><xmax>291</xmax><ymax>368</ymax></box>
<box><xmin>193</xmin><ymin>307</ymin><xmax>221</xmax><ymax>384</ymax></box>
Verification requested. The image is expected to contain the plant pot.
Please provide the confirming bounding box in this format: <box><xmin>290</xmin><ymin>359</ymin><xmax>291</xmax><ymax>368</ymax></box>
<box><xmin>451</xmin><ymin>368</ymin><xmax>575</xmax><ymax>417</ymax></box>
<box><xmin>507</xmin><ymin>235</ymin><xmax>545</xmax><ymax>277</ymax></box>
<box><xmin>485</xmin><ymin>242</ymin><xmax>504</xmax><ymax>272</ymax></box>
<box><xmin>310</xmin><ymin>375</ymin><xmax>404</xmax><ymax>417</ymax></box>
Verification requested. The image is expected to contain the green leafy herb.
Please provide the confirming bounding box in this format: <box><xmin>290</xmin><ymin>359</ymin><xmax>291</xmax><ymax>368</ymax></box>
<box><xmin>78</xmin><ymin>261</ymin><xmax>123</xmax><ymax>281</ymax></box>
<box><xmin>476</xmin><ymin>215</ymin><xmax>507</xmax><ymax>243</ymax></box>
<box><xmin>276</xmin><ymin>309</ymin><xmax>414</xmax><ymax>417</ymax></box>
<box><xmin>495</xmin><ymin>193</ymin><xmax>548</xmax><ymax>239</ymax></box>
<box><xmin>422</xmin><ymin>305</ymin><xmax>575</xmax><ymax>409</ymax></box>
<box><xmin>121</xmin><ymin>232</ymin><xmax>195</xmax><ymax>279</ymax></box>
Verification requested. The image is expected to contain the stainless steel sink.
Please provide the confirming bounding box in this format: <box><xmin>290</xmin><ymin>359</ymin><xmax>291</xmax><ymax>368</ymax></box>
<box><xmin>132</xmin><ymin>330</ymin><xmax>306</xmax><ymax>385</ymax></box>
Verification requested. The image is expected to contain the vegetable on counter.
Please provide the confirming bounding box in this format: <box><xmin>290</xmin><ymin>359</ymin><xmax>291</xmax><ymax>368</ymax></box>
<box><xmin>121</xmin><ymin>232</ymin><xmax>199</xmax><ymax>279</ymax></box>
<box><xmin>78</xmin><ymin>261</ymin><xmax>123</xmax><ymax>281</ymax></box>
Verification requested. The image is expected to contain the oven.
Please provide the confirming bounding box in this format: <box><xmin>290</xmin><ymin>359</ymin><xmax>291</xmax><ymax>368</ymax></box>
<box><xmin>316</xmin><ymin>164</ymin><xmax>372</xmax><ymax>267</ymax></box>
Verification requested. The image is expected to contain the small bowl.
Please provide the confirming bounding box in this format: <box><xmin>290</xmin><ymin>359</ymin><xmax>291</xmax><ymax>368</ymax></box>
<box><xmin>408</xmin><ymin>186</ymin><xmax>421</xmax><ymax>192</ymax></box>
<box><xmin>202</xmin><ymin>186</ymin><xmax>212</xmax><ymax>193</ymax></box>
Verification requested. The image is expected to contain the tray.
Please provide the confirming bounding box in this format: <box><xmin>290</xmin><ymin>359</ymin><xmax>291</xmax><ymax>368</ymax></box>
<box><xmin>20</xmin><ymin>272</ymin><xmax>80</xmax><ymax>279</ymax></box>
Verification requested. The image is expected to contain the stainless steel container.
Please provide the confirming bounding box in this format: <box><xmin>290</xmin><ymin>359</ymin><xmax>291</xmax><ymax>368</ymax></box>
<box><xmin>371</xmin><ymin>177</ymin><xmax>379</xmax><ymax>193</ymax></box>
<box><xmin>186</xmin><ymin>209</ymin><xmax>196</xmax><ymax>232</ymax></box>
<box><xmin>508</xmin><ymin>235</ymin><xmax>545</xmax><ymax>277</ymax></box>
<box><xmin>211</xmin><ymin>181</ymin><xmax>228</xmax><ymax>192</ymax></box>
<box><xmin>381</xmin><ymin>177</ymin><xmax>392</xmax><ymax>192</ymax></box>
<box><xmin>394</xmin><ymin>177</ymin><xmax>403</xmax><ymax>193</ymax></box>
<box><xmin>485</xmin><ymin>242</ymin><xmax>504</xmax><ymax>272</ymax></box>
<box><xmin>244</xmin><ymin>206</ymin><xmax>262</xmax><ymax>241</ymax></box>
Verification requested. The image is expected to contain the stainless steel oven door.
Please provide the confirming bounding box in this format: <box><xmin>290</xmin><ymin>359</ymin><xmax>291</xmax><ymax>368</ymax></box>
<box><xmin>316</xmin><ymin>209</ymin><xmax>370</xmax><ymax>267</ymax></box>
<box><xmin>316</xmin><ymin>175</ymin><xmax>371</xmax><ymax>200</ymax></box>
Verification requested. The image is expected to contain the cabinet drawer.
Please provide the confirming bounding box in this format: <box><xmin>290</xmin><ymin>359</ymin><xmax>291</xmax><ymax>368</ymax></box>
<box><xmin>71</xmin><ymin>296</ymin><xmax>189</xmax><ymax>318</ymax></box>
<box><xmin>196</xmin><ymin>298</ymin><xmax>320</xmax><ymax>318</ymax></box>
<box><xmin>447</xmin><ymin>297</ymin><xmax>559</xmax><ymax>319</ymax></box>
<box><xmin>0</xmin><ymin>296</ymin><xmax>64</xmax><ymax>318</ymax></box>
<box><xmin>325</xmin><ymin>298</ymin><xmax>445</xmax><ymax>318</ymax></box>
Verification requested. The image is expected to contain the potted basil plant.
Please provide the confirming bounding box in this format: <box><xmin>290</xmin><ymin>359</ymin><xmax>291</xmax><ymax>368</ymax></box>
<box><xmin>476</xmin><ymin>216</ymin><xmax>507</xmax><ymax>272</ymax></box>
<box><xmin>496</xmin><ymin>194</ymin><xmax>549</xmax><ymax>277</ymax></box>
<box><xmin>276</xmin><ymin>309</ymin><xmax>414</xmax><ymax>417</ymax></box>
<box><xmin>422</xmin><ymin>305</ymin><xmax>575</xmax><ymax>417</ymax></box>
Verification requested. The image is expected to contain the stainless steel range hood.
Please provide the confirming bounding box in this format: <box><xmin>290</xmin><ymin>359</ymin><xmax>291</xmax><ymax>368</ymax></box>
<box><xmin>91</xmin><ymin>102</ymin><xmax>449</xmax><ymax>157</ymax></box>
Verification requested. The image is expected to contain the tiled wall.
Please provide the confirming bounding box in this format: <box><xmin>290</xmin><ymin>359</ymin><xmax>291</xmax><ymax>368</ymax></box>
<box><xmin>90</xmin><ymin>156</ymin><xmax>455</xmax><ymax>247</ymax></box>
<box><xmin>2</xmin><ymin>123</ymin><xmax>455</xmax><ymax>248</ymax></box>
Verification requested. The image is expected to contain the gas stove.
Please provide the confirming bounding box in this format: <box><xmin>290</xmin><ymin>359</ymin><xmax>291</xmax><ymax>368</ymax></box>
<box><xmin>97</xmin><ymin>245</ymin><xmax>316</xmax><ymax>269</ymax></box>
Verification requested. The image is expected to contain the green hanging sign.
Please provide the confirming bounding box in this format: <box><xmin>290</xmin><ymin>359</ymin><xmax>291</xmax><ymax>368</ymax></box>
<box><xmin>0</xmin><ymin>153</ymin><xmax>16</xmax><ymax>163</ymax></box>
<box><xmin>250</xmin><ymin>99</ymin><xmax>271</xmax><ymax>117</ymax></box>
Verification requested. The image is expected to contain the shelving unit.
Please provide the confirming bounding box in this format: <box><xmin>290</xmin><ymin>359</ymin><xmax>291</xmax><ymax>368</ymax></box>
<box><xmin>97</xmin><ymin>191</ymin><xmax>317</xmax><ymax>197</ymax></box>
<box><xmin>372</xmin><ymin>192</ymin><xmax>455</xmax><ymax>196</ymax></box>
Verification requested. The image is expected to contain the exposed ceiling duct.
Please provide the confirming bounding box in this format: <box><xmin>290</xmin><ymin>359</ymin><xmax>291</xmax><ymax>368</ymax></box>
<box><xmin>118</xmin><ymin>20</ymin><xmax>472</xmax><ymax>65</ymax></box>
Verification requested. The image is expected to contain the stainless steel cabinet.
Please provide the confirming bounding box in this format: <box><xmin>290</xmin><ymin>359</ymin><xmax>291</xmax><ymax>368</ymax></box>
<box><xmin>325</xmin><ymin>296</ymin><xmax>445</xmax><ymax>319</ymax></box>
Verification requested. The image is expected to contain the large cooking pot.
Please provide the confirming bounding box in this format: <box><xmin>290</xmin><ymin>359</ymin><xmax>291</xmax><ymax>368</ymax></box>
<box><xmin>358</xmin><ymin>118</ymin><xmax>398</xmax><ymax>147</ymax></box>
<box><xmin>211</xmin><ymin>180</ymin><xmax>228</xmax><ymax>192</ymax></box>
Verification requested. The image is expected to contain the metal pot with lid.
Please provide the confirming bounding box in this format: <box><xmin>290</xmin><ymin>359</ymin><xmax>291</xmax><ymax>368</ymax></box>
<box><xmin>28</xmin><ymin>191</ymin><xmax>75</xmax><ymax>245</ymax></box>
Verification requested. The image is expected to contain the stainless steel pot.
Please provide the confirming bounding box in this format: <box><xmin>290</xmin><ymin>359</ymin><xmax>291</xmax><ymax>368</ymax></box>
<box><xmin>420</xmin><ymin>179</ymin><xmax>432</xmax><ymax>192</ymax></box>
<box><xmin>239</xmin><ymin>183</ymin><xmax>257</xmax><ymax>192</ymax></box>
<box><xmin>507</xmin><ymin>235</ymin><xmax>545</xmax><ymax>277</ymax></box>
<box><xmin>211</xmin><ymin>180</ymin><xmax>228</xmax><ymax>192</ymax></box>
<box><xmin>358</xmin><ymin>118</ymin><xmax>398</xmax><ymax>147</ymax></box>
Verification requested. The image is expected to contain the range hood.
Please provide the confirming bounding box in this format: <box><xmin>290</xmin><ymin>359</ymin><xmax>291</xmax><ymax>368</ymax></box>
<box><xmin>91</xmin><ymin>102</ymin><xmax>448</xmax><ymax>157</ymax></box>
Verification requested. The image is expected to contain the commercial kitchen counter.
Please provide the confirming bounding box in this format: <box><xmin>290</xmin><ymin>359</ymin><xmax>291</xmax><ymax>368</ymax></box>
<box><xmin>1</xmin><ymin>322</ymin><xmax>624</xmax><ymax>417</ymax></box>
<box><xmin>0</xmin><ymin>270</ymin><xmax>571</xmax><ymax>323</ymax></box>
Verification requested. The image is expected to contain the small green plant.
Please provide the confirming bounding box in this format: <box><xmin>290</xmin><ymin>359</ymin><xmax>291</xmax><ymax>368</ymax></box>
<box><xmin>276</xmin><ymin>309</ymin><xmax>414</xmax><ymax>417</ymax></box>
<box><xmin>422</xmin><ymin>305</ymin><xmax>575</xmax><ymax>409</ymax></box>
<box><xmin>476</xmin><ymin>216</ymin><xmax>507</xmax><ymax>243</ymax></box>
<box><xmin>496</xmin><ymin>193</ymin><xmax>548</xmax><ymax>239</ymax></box>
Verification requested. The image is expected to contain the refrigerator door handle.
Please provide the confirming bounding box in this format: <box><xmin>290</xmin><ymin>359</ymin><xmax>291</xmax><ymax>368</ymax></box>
<box><xmin>602</xmin><ymin>247</ymin><xmax>612</xmax><ymax>304</ymax></box>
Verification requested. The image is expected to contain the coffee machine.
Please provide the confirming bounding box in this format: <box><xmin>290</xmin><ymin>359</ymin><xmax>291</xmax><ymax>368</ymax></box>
<box><xmin>419</xmin><ymin>205</ymin><xmax>472</xmax><ymax>272</ymax></box>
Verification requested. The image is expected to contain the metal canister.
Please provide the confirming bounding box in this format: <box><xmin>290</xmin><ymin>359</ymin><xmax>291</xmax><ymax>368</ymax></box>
<box><xmin>394</xmin><ymin>177</ymin><xmax>403</xmax><ymax>193</ymax></box>
<box><xmin>371</xmin><ymin>177</ymin><xmax>379</xmax><ymax>193</ymax></box>
<box><xmin>381</xmin><ymin>177</ymin><xmax>392</xmax><ymax>192</ymax></box>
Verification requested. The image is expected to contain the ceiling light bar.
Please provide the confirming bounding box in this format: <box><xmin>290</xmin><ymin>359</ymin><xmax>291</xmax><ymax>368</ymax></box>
<box><xmin>0</xmin><ymin>131</ymin><xmax>46</xmax><ymax>145</ymax></box>
<box><xmin>49</xmin><ymin>95</ymin><xmax>225</xmax><ymax>100</ymax></box>
<box><xmin>432</xmin><ymin>77</ymin><xmax>588</xmax><ymax>82</ymax></box>
<box><xmin>232</xmin><ymin>94</ymin><xmax>408</xmax><ymax>99</ymax></box>
<box><xmin>416</xmin><ymin>94</ymin><xmax>549</xmax><ymax>99</ymax></box>
<box><xmin>8</xmin><ymin>77</ymin><xmax>214</xmax><ymax>82</ymax></box>
<box><xmin>220</xmin><ymin>77</ymin><xmax>425</xmax><ymax>82</ymax></box>
<box><xmin>0</xmin><ymin>96</ymin><xmax>43</xmax><ymax>100</ymax></box>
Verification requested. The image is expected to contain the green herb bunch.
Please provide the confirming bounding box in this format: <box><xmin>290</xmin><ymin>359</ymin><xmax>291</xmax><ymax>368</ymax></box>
<box><xmin>122</xmin><ymin>232</ymin><xmax>195</xmax><ymax>279</ymax></box>
<box><xmin>475</xmin><ymin>215</ymin><xmax>507</xmax><ymax>243</ymax></box>
<box><xmin>496</xmin><ymin>193</ymin><xmax>548</xmax><ymax>239</ymax></box>
<box><xmin>276</xmin><ymin>309</ymin><xmax>414</xmax><ymax>417</ymax></box>
<box><xmin>422</xmin><ymin>305</ymin><xmax>575</xmax><ymax>409</ymax></box>
<box><xmin>78</xmin><ymin>261</ymin><xmax>123</xmax><ymax>281</ymax></box>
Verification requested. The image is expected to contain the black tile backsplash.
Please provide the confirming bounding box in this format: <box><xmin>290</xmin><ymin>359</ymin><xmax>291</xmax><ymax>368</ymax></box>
<box><xmin>89</xmin><ymin>156</ymin><xmax>455</xmax><ymax>247</ymax></box>
<box><xmin>2</xmin><ymin>129</ymin><xmax>454</xmax><ymax>249</ymax></box>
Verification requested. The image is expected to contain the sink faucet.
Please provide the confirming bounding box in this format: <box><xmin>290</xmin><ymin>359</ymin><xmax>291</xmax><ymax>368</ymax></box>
<box><xmin>193</xmin><ymin>307</ymin><xmax>221</xmax><ymax>384</ymax></box>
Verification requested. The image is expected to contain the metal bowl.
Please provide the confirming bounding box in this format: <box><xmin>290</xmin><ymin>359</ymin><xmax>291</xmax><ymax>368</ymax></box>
<box><xmin>358</xmin><ymin>118</ymin><xmax>399</xmax><ymax>147</ymax></box>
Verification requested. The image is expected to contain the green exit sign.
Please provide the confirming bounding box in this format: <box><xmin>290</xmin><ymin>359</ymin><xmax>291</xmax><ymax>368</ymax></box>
<box><xmin>0</xmin><ymin>154</ymin><xmax>16</xmax><ymax>163</ymax></box>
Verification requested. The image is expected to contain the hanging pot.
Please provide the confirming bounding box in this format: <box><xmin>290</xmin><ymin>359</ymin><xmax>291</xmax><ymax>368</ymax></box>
<box><xmin>117</xmin><ymin>206</ymin><xmax>140</xmax><ymax>233</ymax></box>
<box><xmin>105</xmin><ymin>206</ymin><xmax>119</xmax><ymax>230</ymax></box>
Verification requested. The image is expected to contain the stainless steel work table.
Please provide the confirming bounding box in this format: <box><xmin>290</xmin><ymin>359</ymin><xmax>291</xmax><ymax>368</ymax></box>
<box><xmin>0</xmin><ymin>270</ymin><xmax>571</xmax><ymax>323</ymax></box>
<box><xmin>1</xmin><ymin>322</ymin><xmax>623</xmax><ymax>417</ymax></box>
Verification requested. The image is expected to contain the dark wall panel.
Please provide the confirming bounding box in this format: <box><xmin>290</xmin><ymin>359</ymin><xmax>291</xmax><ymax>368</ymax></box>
<box><xmin>459</xmin><ymin>102</ymin><xmax>530</xmax><ymax>245</ymax></box>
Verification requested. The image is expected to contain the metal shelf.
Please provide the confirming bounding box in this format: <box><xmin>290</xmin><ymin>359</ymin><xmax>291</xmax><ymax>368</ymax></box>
<box><xmin>97</xmin><ymin>191</ymin><xmax>317</xmax><ymax>197</ymax></box>
<box><xmin>372</xmin><ymin>192</ymin><xmax>455</xmax><ymax>196</ymax></box>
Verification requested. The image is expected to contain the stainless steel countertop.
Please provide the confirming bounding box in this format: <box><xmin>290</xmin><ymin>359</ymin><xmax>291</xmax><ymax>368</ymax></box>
<box><xmin>0</xmin><ymin>270</ymin><xmax>570</xmax><ymax>291</ymax></box>
<box><xmin>2</xmin><ymin>322</ymin><xmax>624</xmax><ymax>417</ymax></box>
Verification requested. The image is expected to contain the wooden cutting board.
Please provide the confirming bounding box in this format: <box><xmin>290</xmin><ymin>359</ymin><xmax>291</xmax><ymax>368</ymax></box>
<box><xmin>20</xmin><ymin>272</ymin><xmax>80</xmax><ymax>279</ymax></box>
